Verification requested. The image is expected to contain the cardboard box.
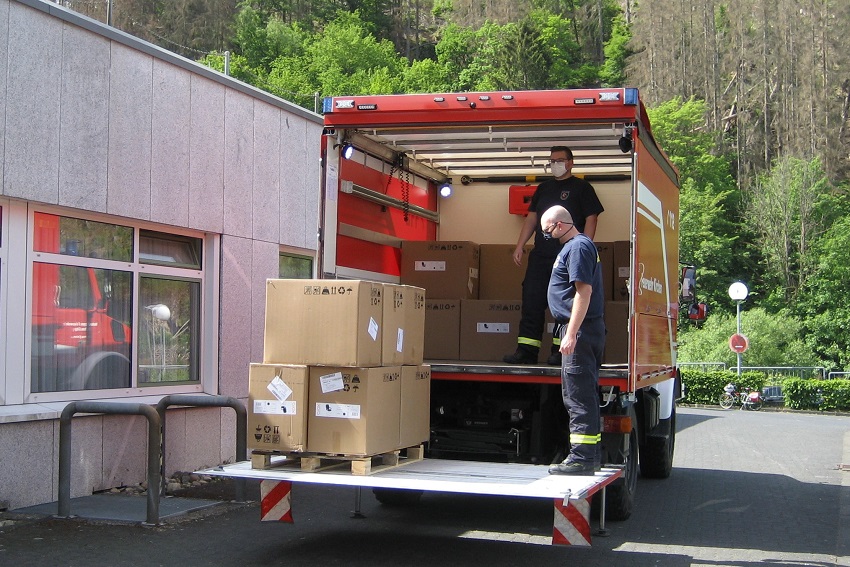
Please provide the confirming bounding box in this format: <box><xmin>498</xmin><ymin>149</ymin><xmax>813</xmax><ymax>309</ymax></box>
<box><xmin>400</xmin><ymin>364</ymin><xmax>431</xmax><ymax>448</ymax></box>
<box><xmin>613</xmin><ymin>241</ymin><xmax>630</xmax><ymax>300</ymax></box>
<box><xmin>263</xmin><ymin>279</ymin><xmax>383</xmax><ymax>366</ymax></box>
<box><xmin>603</xmin><ymin>301</ymin><xmax>630</xmax><ymax>364</ymax></box>
<box><xmin>594</xmin><ymin>241</ymin><xmax>615</xmax><ymax>301</ymax></box>
<box><xmin>382</xmin><ymin>284</ymin><xmax>426</xmax><ymax>365</ymax></box>
<box><xmin>247</xmin><ymin>364</ymin><xmax>309</xmax><ymax>452</ymax></box>
<box><xmin>424</xmin><ymin>300</ymin><xmax>461</xmax><ymax>359</ymax></box>
<box><xmin>400</xmin><ymin>241</ymin><xmax>480</xmax><ymax>299</ymax></box>
<box><xmin>307</xmin><ymin>366</ymin><xmax>401</xmax><ymax>456</ymax></box>
<box><xmin>479</xmin><ymin>244</ymin><xmax>532</xmax><ymax>300</ymax></box>
<box><xmin>459</xmin><ymin>300</ymin><xmax>523</xmax><ymax>361</ymax></box>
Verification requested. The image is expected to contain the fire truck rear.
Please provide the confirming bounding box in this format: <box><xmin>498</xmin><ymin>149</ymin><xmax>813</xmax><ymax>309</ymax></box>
<box><xmin>320</xmin><ymin>88</ymin><xmax>692</xmax><ymax>520</ymax></box>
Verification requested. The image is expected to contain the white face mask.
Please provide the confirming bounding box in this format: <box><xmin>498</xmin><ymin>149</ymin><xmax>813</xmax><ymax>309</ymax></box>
<box><xmin>550</xmin><ymin>161</ymin><xmax>568</xmax><ymax>178</ymax></box>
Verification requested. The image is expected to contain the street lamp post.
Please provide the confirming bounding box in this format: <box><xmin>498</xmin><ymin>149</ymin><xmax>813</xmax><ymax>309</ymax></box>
<box><xmin>728</xmin><ymin>282</ymin><xmax>749</xmax><ymax>376</ymax></box>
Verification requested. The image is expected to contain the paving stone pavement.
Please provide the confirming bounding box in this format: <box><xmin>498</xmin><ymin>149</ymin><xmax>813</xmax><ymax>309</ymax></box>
<box><xmin>1</xmin><ymin>406</ymin><xmax>848</xmax><ymax>566</ymax></box>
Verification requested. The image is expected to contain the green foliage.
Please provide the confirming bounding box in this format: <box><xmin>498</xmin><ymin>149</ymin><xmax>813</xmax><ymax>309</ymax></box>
<box><xmin>782</xmin><ymin>379</ymin><xmax>850</xmax><ymax>411</ymax></box>
<box><xmin>679</xmin><ymin>370</ymin><xmax>765</xmax><ymax>405</ymax></box>
<box><xmin>677</xmin><ymin>307</ymin><xmax>819</xmax><ymax>368</ymax></box>
<box><xmin>744</xmin><ymin>156</ymin><xmax>834</xmax><ymax>308</ymax></box>
<box><xmin>799</xmin><ymin>215</ymin><xmax>850</xmax><ymax>370</ymax></box>
<box><xmin>599</xmin><ymin>15</ymin><xmax>630</xmax><ymax>87</ymax></box>
<box><xmin>681</xmin><ymin>371</ymin><xmax>850</xmax><ymax>410</ymax></box>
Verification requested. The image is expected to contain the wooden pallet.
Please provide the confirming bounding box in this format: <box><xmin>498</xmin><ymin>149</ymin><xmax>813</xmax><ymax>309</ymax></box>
<box><xmin>250</xmin><ymin>445</ymin><xmax>425</xmax><ymax>476</ymax></box>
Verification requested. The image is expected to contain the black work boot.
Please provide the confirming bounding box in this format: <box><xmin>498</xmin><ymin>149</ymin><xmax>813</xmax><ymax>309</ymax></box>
<box><xmin>548</xmin><ymin>459</ymin><xmax>598</xmax><ymax>475</ymax></box>
<box><xmin>503</xmin><ymin>345</ymin><xmax>539</xmax><ymax>364</ymax></box>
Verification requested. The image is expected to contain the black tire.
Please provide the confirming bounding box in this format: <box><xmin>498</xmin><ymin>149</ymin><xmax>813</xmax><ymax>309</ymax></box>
<box><xmin>639</xmin><ymin>404</ymin><xmax>676</xmax><ymax>479</ymax></box>
<box><xmin>372</xmin><ymin>488</ymin><xmax>423</xmax><ymax>506</ymax></box>
<box><xmin>605</xmin><ymin>408</ymin><xmax>638</xmax><ymax>521</ymax></box>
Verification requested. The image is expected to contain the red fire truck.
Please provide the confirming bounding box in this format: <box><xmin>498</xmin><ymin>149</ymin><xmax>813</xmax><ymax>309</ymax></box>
<box><xmin>207</xmin><ymin>88</ymin><xmax>697</xmax><ymax>544</ymax></box>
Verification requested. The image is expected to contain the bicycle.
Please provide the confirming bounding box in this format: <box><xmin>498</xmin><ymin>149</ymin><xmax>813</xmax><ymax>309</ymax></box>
<box><xmin>719</xmin><ymin>383</ymin><xmax>763</xmax><ymax>411</ymax></box>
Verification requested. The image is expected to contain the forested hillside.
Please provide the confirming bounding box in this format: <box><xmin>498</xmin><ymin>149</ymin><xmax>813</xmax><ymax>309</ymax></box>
<box><xmin>64</xmin><ymin>0</ymin><xmax>850</xmax><ymax>372</ymax></box>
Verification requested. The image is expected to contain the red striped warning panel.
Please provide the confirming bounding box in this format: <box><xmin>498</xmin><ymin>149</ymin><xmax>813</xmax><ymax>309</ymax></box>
<box><xmin>552</xmin><ymin>496</ymin><xmax>592</xmax><ymax>546</ymax></box>
<box><xmin>260</xmin><ymin>480</ymin><xmax>293</xmax><ymax>523</ymax></box>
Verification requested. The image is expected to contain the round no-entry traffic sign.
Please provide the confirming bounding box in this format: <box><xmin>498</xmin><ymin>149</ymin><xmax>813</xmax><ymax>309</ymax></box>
<box><xmin>729</xmin><ymin>333</ymin><xmax>749</xmax><ymax>353</ymax></box>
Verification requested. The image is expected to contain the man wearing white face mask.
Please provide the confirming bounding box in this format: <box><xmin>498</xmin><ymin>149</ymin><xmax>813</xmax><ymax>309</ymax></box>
<box><xmin>503</xmin><ymin>146</ymin><xmax>604</xmax><ymax>365</ymax></box>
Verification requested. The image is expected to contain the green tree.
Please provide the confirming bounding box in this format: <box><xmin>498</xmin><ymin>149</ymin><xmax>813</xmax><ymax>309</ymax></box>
<box><xmin>678</xmin><ymin>308</ymin><xmax>819</xmax><ymax>368</ymax></box>
<box><xmin>799</xmin><ymin>214</ymin><xmax>850</xmax><ymax>370</ymax></box>
<box><xmin>598</xmin><ymin>14</ymin><xmax>630</xmax><ymax>87</ymax></box>
<box><xmin>743</xmin><ymin>157</ymin><xmax>834</xmax><ymax>309</ymax></box>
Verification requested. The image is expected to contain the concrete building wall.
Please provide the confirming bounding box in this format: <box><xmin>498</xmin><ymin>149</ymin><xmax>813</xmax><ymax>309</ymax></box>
<box><xmin>0</xmin><ymin>0</ymin><xmax>323</xmax><ymax>509</ymax></box>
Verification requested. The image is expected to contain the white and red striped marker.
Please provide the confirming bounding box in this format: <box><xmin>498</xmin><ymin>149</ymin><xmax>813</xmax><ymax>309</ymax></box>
<box><xmin>260</xmin><ymin>480</ymin><xmax>293</xmax><ymax>523</ymax></box>
<box><xmin>552</xmin><ymin>496</ymin><xmax>592</xmax><ymax>546</ymax></box>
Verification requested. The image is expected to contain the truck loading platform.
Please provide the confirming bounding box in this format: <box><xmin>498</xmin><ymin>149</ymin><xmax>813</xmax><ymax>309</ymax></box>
<box><xmin>198</xmin><ymin>458</ymin><xmax>623</xmax><ymax>546</ymax></box>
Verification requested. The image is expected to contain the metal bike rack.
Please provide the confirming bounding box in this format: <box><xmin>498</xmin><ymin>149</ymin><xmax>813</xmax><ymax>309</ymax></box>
<box><xmin>156</xmin><ymin>395</ymin><xmax>247</xmax><ymax>501</ymax></box>
<box><xmin>59</xmin><ymin>402</ymin><xmax>162</xmax><ymax>524</ymax></box>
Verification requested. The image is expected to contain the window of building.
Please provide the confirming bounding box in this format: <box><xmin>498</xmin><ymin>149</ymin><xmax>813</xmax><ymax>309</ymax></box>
<box><xmin>279</xmin><ymin>252</ymin><xmax>313</xmax><ymax>278</ymax></box>
<box><xmin>28</xmin><ymin>211</ymin><xmax>206</xmax><ymax>394</ymax></box>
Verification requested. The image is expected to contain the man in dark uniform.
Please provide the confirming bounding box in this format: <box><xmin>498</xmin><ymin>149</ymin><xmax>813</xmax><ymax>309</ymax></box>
<box><xmin>541</xmin><ymin>205</ymin><xmax>605</xmax><ymax>475</ymax></box>
<box><xmin>503</xmin><ymin>146</ymin><xmax>604</xmax><ymax>365</ymax></box>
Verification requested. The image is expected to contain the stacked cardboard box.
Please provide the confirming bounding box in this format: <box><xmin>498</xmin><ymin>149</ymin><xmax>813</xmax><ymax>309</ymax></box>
<box><xmin>459</xmin><ymin>299</ymin><xmax>523</xmax><ymax>361</ymax></box>
<box><xmin>250</xmin><ymin>279</ymin><xmax>431</xmax><ymax>458</ymax></box>
<box><xmin>400</xmin><ymin>241</ymin><xmax>480</xmax><ymax>299</ymax></box>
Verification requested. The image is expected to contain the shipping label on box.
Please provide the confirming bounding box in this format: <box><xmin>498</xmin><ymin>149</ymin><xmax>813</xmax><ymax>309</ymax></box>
<box><xmin>424</xmin><ymin>299</ymin><xmax>461</xmax><ymax>359</ymax></box>
<box><xmin>307</xmin><ymin>366</ymin><xmax>402</xmax><ymax>456</ymax></box>
<box><xmin>459</xmin><ymin>300</ymin><xmax>523</xmax><ymax>361</ymax></box>
<box><xmin>400</xmin><ymin>364</ymin><xmax>431</xmax><ymax>448</ymax></box>
<box><xmin>400</xmin><ymin>241</ymin><xmax>480</xmax><ymax>299</ymax></box>
<box><xmin>263</xmin><ymin>279</ymin><xmax>383</xmax><ymax>366</ymax></box>
<box><xmin>248</xmin><ymin>364</ymin><xmax>309</xmax><ymax>452</ymax></box>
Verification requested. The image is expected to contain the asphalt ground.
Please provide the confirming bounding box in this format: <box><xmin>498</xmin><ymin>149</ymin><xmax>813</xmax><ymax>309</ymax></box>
<box><xmin>1</xmin><ymin>406</ymin><xmax>848</xmax><ymax>566</ymax></box>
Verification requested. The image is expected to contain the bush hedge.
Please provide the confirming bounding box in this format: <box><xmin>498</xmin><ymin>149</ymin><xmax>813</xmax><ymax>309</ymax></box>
<box><xmin>680</xmin><ymin>369</ymin><xmax>850</xmax><ymax>411</ymax></box>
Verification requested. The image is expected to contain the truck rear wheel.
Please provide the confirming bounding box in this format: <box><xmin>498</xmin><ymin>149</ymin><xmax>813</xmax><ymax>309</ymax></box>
<box><xmin>639</xmin><ymin>404</ymin><xmax>676</xmax><ymax>479</ymax></box>
<box><xmin>372</xmin><ymin>488</ymin><xmax>423</xmax><ymax>506</ymax></box>
<box><xmin>605</xmin><ymin>408</ymin><xmax>638</xmax><ymax>521</ymax></box>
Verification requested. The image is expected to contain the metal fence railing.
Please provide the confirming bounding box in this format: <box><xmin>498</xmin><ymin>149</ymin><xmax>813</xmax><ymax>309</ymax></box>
<box><xmin>678</xmin><ymin>362</ymin><xmax>727</xmax><ymax>372</ymax></box>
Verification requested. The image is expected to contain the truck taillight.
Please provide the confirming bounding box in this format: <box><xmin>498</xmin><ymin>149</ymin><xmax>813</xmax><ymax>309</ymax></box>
<box><xmin>602</xmin><ymin>415</ymin><xmax>632</xmax><ymax>433</ymax></box>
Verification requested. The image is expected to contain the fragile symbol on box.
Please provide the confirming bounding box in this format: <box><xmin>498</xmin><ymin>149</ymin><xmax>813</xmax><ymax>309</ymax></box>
<box><xmin>315</xmin><ymin>402</ymin><xmax>361</xmax><ymax>419</ymax></box>
<box><xmin>477</xmin><ymin>322</ymin><xmax>510</xmax><ymax>333</ymax></box>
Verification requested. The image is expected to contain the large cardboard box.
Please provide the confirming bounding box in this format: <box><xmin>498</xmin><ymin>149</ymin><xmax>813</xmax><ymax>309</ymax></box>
<box><xmin>594</xmin><ymin>241</ymin><xmax>615</xmax><ymax>301</ymax></box>
<box><xmin>382</xmin><ymin>284</ymin><xmax>426</xmax><ymax>365</ymax></box>
<box><xmin>307</xmin><ymin>366</ymin><xmax>402</xmax><ymax>456</ymax></box>
<box><xmin>400</xmin><ymin>241</ymin><xmax>480</xmax><ymax>299</ymax></box>
<box><xmin>424</xmin><ymin>299</ymin><xmax>461</xmax><ymax>359</ymax></box>
<box><xmin>400</xmin><ymin>364</ymin><xmax>431</xmax><ymax>448</ymax></box>
<box><xmin>603</xmin><ymin>301</ymin><xmax>630</xmax><ymax>364</ymax></box>
<box><xmin>263</xmin><ymin>279</ymin><xmax>383</xmax><ymax>366</ymax></box>
<box><xmin>479</xmin><ymin>244</ymin><xmax>532</xmax><ymax>300</ymax></box>
<box><xmin>613</xmin><ymin>241</ymin><xmax>631</xmax><ymax>301</ymax></box>
<box><xmin>459</xmin><ymin>299</ymin><xmax>523</xmax><ymax>361</ymax></box>
<box><xmin>248</xmin><ymin>364</ymin><xmax>309</xmax><ymax>452</ymax></box>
